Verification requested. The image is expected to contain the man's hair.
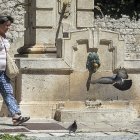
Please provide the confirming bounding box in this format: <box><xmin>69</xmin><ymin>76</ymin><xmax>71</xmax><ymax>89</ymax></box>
<box><xmin>0</xmin><ymin>16</ymin><xmax>14</xmax><ymax>24</ymax></box>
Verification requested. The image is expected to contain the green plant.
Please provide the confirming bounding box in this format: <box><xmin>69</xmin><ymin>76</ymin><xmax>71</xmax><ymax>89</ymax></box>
<box><xmin>0</xmin><ymin>134</ymin><xmax>26</xmax><ymax>140</ymax></box>
<box><xmin>95</xmin><ymin>0</ymin><xmax>140</xmax><ymax>20</ymax></box>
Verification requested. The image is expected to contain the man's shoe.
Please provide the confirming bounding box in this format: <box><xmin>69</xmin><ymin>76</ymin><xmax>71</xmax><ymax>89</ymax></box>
<box><xmin>12</xmin><ymin>116</ymin><xmax>30</xmax><ymax>126</ymax></box>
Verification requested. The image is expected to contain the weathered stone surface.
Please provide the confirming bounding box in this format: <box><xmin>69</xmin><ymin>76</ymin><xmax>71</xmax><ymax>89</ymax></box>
<box><xmin>56</xmin><ymin>101</ymin><xmax>138</xmax><ymax>122</ymax></box>
<box><xmin>36</xmin><ymin>29</ymin><xmax>56</xmax><ymax>44</ymax></box>
<box><xmin>18</xmin><ymin>58</ymin><xmax>70</xmax><ymax>69</ymax></box>
<box><xmin>36</xmin><ymin>0</ymin><xmax>55</xmax><ymax>8</ymax></box>
<box><xmin>77</xmin><ymin>11</ymin><xmax>94</xmax><ymax>28</ymax></box>
<box><xmin>19</xmin><ymin>101</ymin><xmax>60</xmax><ymax>118</ymax></box>
<box><xmin>77</xmin><ymin>0</ymin><xmax>94</xmax><ymax>9</ymax></box>
<box><xmin>36</xmin><ymin>11</ymin><xmax>54</xmax><ymax>27</ymax></box>
<box><xmin>0</xmin><ymin>0</ymin><xmax>25</xmax><ymax>42</ymax></box>
<box><xmin>59</xmin><ymin>108</ymin><xmax>137</xmax><ymax>123</ymax></box>
<box><xmin>1</xmin><ymin>0</ymin><xmax>140</xmax><ymax>120</ymax></box>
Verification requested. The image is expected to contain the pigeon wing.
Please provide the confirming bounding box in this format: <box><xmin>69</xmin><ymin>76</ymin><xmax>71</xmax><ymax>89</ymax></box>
<box><xmin>113</xmin><ymin>79</ymin><xmax>132</xmax><ymax>91</ymax></box>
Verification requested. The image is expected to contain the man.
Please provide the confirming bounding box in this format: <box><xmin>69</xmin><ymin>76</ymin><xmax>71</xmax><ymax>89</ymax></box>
<box><xmin>0</xmin><ymin>15</ymin><xmax>30</xmax><ymax>125</ymax></box>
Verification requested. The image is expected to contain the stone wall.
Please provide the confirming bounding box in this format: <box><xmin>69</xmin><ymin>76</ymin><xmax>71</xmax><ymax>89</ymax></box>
<box><xmin>1</xmin><ymin>0</ymin><xmax>140</xmax><ymax>118</ymax></box>
<box><xmin>1</xmin><ymin>0</ymin><xmax>140</xmax><ymax>58</ymax></box>
<box><xmin>0</xmin><ymin>0</ymin><xmax>25</xmax><ymax>42</ymax></box>
<box><xmin>94</xmin><ymin>16</ymin><xmax>140</xmax><ymax>60</ymax></box>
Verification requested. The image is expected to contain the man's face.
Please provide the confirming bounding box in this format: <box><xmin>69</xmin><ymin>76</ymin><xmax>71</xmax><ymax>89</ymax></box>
<box><xmin>0</xmin><ymin>20</ymin><xmax>11</xmax><ymax>35</ymax></box>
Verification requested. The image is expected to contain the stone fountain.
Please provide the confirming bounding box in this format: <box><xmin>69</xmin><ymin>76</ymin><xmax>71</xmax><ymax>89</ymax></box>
<box><xmin>7</xmin><ymin>0</ymin><xmax>139</xmax><ymax>122</ymax></box>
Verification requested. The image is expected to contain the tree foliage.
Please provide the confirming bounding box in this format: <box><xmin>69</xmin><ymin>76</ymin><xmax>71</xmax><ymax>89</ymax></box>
<box><xmin>94</xmin><ymin>0</ymin><xmax>140</xmax><ymax>20</ymax></box>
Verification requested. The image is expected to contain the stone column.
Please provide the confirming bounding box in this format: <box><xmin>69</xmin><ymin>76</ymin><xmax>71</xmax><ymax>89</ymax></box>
<box><xmin>18</xmin><ymin>0</ymin><xmax>57</xmax><ymax>55</ymax></box>
<box><xmin>76</xmin><ymin>0</ymin><xmax>94</xmax><ymax>28</ymax></box>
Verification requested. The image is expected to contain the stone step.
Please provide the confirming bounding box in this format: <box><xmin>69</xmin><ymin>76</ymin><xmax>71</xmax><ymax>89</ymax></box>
<box><xmin>85</xmin><ymin>100</ymin><xmax>131</xmax><ymax>109</ymax></box>
<box><xmin>15</xmin><ymin>52</ymin><xmax>57</xmax><ymax>58</ymax></box>
<box><xmin>55</xmin><ymin>108</ymin><xmax>138</xmax><ymax>123</ymax></box>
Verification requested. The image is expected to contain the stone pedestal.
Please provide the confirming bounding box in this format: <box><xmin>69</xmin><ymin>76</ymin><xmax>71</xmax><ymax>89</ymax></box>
<box><xmin>18</xmin><ymin>0</ymin><xmax>57</xmax><ymax>54</ymax></box>
<box><xmin>15</xmin><ymin>29</ymin><xmax>133</xmax><ymax>118</ymax></box>
<box><xmin>13</xmin><ymin>0</ymin><xmax>140</xmax><ymax>121</ymax></box>
<box><xmin>56</xmin><ymin>107</ymin><xmax>137</xmax><ymax>123</ymax></box>
<box><xmin>18</xmin><ymin>0</ymin><xmax>95</xmax><ymax>55</ymax></box>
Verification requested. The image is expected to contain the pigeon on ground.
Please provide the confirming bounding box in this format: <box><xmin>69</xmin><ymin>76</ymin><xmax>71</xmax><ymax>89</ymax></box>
<box><xmin>67</xmin><ymin>120</ymin><xmax>77</xmax><ymax>134</ymax></box>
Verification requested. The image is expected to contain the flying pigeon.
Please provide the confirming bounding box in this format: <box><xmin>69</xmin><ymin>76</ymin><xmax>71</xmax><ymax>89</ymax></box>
<box><xmin>89</xmin><ymin>67</ymin><xmax>132</xmax><ymax>91</ymax></box>
<box><xmin>113</xmin><ymin>79</ymin><xmax>132</xmax><ymax>91</ymax></box>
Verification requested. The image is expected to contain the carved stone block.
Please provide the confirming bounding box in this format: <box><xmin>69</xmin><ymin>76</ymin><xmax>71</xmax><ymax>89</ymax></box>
<box><xmin>36</xmin><ymin>0</ymin><xmax>55</xmax><ymax>8</ymax></box>
<box><xmin>77</xmin><ymin>11</ymin><xmax>94</xmax><ymax>28</ymax></box>
<box><xmin>36</xmin><ymin>29</ymin><xmax>56</xmax><ymax>44</ymax></box>
<box><xmin>77</xmin><ymin>0</ymin><xmax>94</xmax><ymax>9</ymax></box>
<box><xmin>36</xmin><ymin>10</ymin><xmax>54</xmax><ymax>27</ymax></box>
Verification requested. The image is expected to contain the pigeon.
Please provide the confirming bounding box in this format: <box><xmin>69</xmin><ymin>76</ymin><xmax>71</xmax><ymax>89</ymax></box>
<box><xmin>113</xmin><ymin>79</ymin><xmax>132</xmax><ymax>91</ymax></box>
<box><xmin>113</xmin><ymin>67</ymin><xmax>132</xmax><ymax>90</ymax></box>
<box><xmin>115</xmin><ymin>67</ymin><xmax>128</xmax><ymax>79</ymax></box>
<box><xmin>89</xmin><ymin>67</ymin><xmax>132</xmax><ymax>91</ymax></box>
<box><xmin>67</xmin><ymin>120</ymin><xmax>77</xmax><ymax>134</ymax></box>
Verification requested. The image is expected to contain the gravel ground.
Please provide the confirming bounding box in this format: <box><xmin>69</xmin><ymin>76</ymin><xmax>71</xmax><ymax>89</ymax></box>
<box><xmin>23</xmin><ymin>133</ymin><xmax>140</xmax><ymax>140</ymax></box>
